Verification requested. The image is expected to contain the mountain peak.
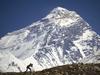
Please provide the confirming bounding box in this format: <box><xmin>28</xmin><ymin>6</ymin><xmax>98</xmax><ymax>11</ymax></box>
<box><xmin>53</xmin><ymin>6</ymin><xmax>67</xmax><ymax>10</ymax></box>
<box><xmin>45</xmin><ymin>7</ymin><xmax>70</xmax><ymax>19</ymax></box>
<box><xmin>44</xmin><ymin>7</ymin><xmax>81</xmax><ymax>27</ymax></box>
<box><xmin>51</xmin><ymin>7</ymin><xmax>69</xmax><ymax>13</ymax></box>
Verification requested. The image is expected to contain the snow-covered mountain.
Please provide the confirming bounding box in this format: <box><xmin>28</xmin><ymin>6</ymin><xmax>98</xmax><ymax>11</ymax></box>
<box><xmin>0</xmin><ymin>7</ymin><xmax>100</xmax><ymax>72</ymax></box>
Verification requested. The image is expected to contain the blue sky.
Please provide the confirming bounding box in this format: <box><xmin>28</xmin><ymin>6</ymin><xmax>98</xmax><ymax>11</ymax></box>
<box><xmin>0</xmin><ymin>0</ymin><xmax>100</xmax><ymax>37</ymax></box>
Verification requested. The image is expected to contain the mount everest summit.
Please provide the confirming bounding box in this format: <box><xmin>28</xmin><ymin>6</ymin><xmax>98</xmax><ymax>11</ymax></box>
<box><xmin>0</xmin><ymin>7</ymin><xmax>100</xmax><ymax>72</ymax></box>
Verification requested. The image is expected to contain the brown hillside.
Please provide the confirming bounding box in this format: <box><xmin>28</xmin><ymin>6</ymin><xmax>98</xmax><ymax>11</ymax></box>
<box><xmin>0</xmin><ymin>63</ymin><xmax>100</xmax><ymax>75</ymax></box>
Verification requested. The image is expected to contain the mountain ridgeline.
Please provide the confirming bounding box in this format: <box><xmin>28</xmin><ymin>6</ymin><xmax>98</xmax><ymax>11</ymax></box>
<box><xmin>0</xmin><ymin>7</ymin><xmax>100</xmax><ymax>72</ymax></box>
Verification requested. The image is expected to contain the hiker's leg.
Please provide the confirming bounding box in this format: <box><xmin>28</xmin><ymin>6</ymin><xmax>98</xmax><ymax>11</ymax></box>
<box><xmin>25</xmin><ymin>68</ymin><xmax>28</xmax><ymax>72</ymax></box>
<box><xmin>29</xmin><ymin>68</ymin><xmax>31</xmax><ymax>72</ymax></box>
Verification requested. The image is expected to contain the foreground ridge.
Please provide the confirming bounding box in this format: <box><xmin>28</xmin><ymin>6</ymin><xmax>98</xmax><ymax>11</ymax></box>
<box><xmin>1</xmin><ymin>63</ymin><xmax>100</xmax><ymax>75</ymax></box>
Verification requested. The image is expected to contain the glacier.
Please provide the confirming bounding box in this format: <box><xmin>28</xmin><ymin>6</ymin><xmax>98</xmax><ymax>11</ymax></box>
<box><xmin>0</xmin><ymin>7</ymin><xmax>100</xmax><ymax>72</ymax></box>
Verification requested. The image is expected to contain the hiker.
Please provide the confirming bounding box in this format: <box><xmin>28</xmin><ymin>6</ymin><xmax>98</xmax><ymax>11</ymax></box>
<box><xmin>25</xmin><ymin>63</ymin><xmax>33</xmax><ymax>72</ymax></box>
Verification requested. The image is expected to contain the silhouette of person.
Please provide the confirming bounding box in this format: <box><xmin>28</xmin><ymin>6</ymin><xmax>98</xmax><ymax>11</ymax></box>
<box><xmin>25</xmin><ymin>63</ymin><xmax>33</xmax><ymax>72</ymax></box>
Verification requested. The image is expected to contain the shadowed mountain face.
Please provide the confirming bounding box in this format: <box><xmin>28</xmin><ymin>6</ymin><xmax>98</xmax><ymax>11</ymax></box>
<box><xmin>0</xmin><ymin>7</ymin><xmax>100</xmax><ymax>72</ymax></box>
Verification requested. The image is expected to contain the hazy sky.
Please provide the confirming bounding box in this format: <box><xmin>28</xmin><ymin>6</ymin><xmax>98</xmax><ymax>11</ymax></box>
<box><xmin>0</xmin><ymin>0</ymin><xmax>100</xmax><ymax>37</ymax></box>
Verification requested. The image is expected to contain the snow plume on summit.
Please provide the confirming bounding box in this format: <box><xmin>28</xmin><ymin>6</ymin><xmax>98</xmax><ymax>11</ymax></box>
<box><xmin>0</xmin><ymin>7</ymin><xmax>100</xmax><ymax>72</ymax></box>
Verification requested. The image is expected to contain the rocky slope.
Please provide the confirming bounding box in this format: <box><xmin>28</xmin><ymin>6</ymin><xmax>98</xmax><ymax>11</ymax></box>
<box><xmin>0</xmin><ymin>63</ymin><xmax>100</xmax><ymax>75</ymax></box>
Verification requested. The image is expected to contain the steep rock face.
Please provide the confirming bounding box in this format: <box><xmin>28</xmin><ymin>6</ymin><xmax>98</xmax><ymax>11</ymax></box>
<box><xmin>0</xmin><ymin>7</ymin><xmax>100</xmax><ymax>72</ymax></box>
